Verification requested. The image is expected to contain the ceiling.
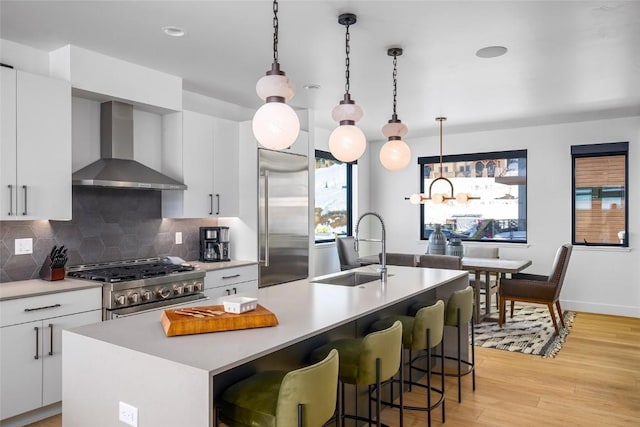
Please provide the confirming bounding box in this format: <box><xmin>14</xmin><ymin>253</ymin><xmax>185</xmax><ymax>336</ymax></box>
<box><xmin>1</xmin><ymin>0</ymin><xmax>639</xmax><ymax>141</ymax></box>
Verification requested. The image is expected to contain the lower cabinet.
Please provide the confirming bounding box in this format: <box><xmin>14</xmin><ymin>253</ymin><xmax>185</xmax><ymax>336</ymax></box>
<box><xmin>203</xmin><ymin>265</ymin><xmax>258</xmax><ymax>301</ymax></box>
<box><xmin>0</xmin><ymin>289</ymin><xmax>101</xmax><ymax>421</ymax></box>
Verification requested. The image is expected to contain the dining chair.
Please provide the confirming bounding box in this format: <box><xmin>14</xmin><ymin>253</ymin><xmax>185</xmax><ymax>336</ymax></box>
<box><xmin>463</xmin><ymin>246</ymin><xmax>500</xmax><ymax>310</ymax></box>
<box><xmin>417</xmin><ymin>254</ymin><xmax>462</xmax><ymax>270</ymax></box>
<box><xmin>383</xmin><ymin>253</ymin><xmax>417</xmax><ymax>267</ymax></box>
<box><xmin>336</xmin><ymin>236</ymin><xmax>361</xmax><ymax>271</ymax></box>
<box><xmin>498</xmin><ymin>244</ymin><xmax>573</xmax><ymax>335</ymax></box>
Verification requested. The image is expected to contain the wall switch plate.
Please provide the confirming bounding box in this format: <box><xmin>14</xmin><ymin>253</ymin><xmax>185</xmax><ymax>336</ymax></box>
<box><xmin>15</xmin><ymin>238</ymin><xmax>33</xmax><ymax>255</ymax></box>
<box><xmin>175</xmin><ymin>231</ymin><xmax>183</xmax><ymax>245</ymax></box>
<box><xmin>119</xmin><ymin>401</ymin><xmax>138</xmax><ymax>427</ymax></box>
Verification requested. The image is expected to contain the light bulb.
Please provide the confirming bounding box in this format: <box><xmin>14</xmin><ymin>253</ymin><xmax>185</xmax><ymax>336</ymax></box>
<box><xmin>329</xmin><ymin>124</ymin><xmax>366</xmax><ymax>162</ymax></box>
<box><xmin>432</xmin><ymin>193</ymin><xmax>445</xmax><ymax>204</ymax></box>
<box><xmin>409</xmin><ymin>193</ymin><xmax>424</xmax><ymax>204</ymax></box>
<box><xmin>455</xmin><ymin>193</ymin><xmax>470</xmax><ymax>204</ymax></box>
<box><xmin>252</xmin><ymin>102</ymin><xmax>300</xmax><ymax>150</ymax></box>
<box><xmin>379</xmin><ymin>139</ymin><xmax>411</xmax><ymax>171</ymax></box>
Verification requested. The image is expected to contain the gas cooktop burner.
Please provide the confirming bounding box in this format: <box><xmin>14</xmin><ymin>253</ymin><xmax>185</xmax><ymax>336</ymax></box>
<box><xmin>69</xmin><ymin>263</ymin><xmax>195</xmax><ymax>283</ymax></box>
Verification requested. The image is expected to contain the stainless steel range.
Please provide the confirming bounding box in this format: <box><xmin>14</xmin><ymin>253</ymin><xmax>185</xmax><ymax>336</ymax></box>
<box><xmin>67</xmin><ymin>258</ymin><xmax>206</xmax><ymax>320</ymax></box>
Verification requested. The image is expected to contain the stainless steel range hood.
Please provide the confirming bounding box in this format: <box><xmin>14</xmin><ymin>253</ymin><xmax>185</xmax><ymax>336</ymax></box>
<box><xmin>72</xmin><ymin>101</ymin><xmax>187</xmax><ymax>190</ymax></box>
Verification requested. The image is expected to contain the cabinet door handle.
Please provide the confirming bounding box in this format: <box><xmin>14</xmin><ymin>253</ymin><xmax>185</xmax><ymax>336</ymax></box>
<box><xmin>24</xmin><ymin>303</ymin><xmax>61</xmax><ymax>312</ymax></box>
<box><xmin>48</xmin><ymin>323</ymin><xmax>54</xmax><ymax>356</ymax></box>
<box><xmin>222</xmin><ymin>274</ymin><xmax>240</xmax><ymax>280</ymax></box>
<box><xmin>216</xmin><ymin>194</ymin><xmax>220</xmax><ymax>215</ymax></box>
<box><xmin>225</xmin><ymin>289</ymin><xmax>231</xmax><ymax>296</ymax></box>
<box><xmin>22</xmin><ymin>185</ymin><xmax>27</xmax><ymax>215</ymax></box>
<box><xmin>7</xmin><ymin>185</ymin><xmax>13</xmax><ymax>216</ymax></box>
<box><xmin>260</xmin><ymin>170</ymin><xmax>270</xmax><ymax>267</ymax></box>
<box><xmin>209</xmin><ymin>193</ymin><xmax>213</xmax><ymax>215</ymax></box>
<box><xmin>34</xmin><ymin>327</ymin><xmax>39</xmax><ymax>360</ymax></box>
<box><xmin>233</xmin><ymin>287</ymin><xmax>237</xmax><ymax>294</ymax></box>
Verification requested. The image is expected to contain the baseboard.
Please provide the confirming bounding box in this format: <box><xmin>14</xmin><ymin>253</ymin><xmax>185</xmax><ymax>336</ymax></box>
<box><xmin>0</xmin><ymin>402</ymin><xmax>61</xmax><ymax>427</ymax></box>
<box><xmin>561</xmin><ymin>299</ymin><xmax>640</xmax><ymax>318</ymax></box>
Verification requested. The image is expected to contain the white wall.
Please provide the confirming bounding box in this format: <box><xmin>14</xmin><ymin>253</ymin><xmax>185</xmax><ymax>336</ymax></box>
<box><xmin>0</xmin><ymin>39</ymin><xmax>49</xmax><ymax>75</ymax></box>
<box><xmin>368</xmin><ymin>116</ymin><xmax>640</xmax><ymax>317</ymax></box>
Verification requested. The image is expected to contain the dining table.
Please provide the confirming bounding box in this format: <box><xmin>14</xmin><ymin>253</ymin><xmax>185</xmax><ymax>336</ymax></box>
<box><xmin>461</xmin><ymin>257</ymin><xmax>533</xmax><ymax>322</ymax></box>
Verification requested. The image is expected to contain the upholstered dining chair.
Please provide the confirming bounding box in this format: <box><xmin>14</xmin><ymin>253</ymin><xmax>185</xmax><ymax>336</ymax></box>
<box><xmin>417</xmin><ymin>254</ymin><xmax>462</xmax><ymax>270</ymax></box>
<box><xmin>383</xmin><ymin>252</ymin><xmax>417</xmax><ymax>267</ymax></box>
<box><xmin>498</xmin><ymin>244</ymin><xmax>573</xmax><ymax>335</ymax></box>
<box><xmin>463</xmin><ymin>246</ymin><xmax>500</xmax><ymax>310</ymax></box>
<box><xmin>336</xmin><ymin>236</ymin><xmax>361</xmax><ymax>271</ymax></box>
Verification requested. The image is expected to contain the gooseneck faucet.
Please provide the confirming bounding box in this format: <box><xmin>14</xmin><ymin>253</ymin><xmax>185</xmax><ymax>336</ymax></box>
<box><xmin>355</xmin><ymin>212</ymin><xmax>387</xmax><ymax>282</ymax></box>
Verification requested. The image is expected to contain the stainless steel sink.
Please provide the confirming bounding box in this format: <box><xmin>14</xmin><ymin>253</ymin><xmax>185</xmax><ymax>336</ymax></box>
<box><xmin>311</xmin><ymin>271</ymin><xmax>385</xmax><ymax>287</ymax></box>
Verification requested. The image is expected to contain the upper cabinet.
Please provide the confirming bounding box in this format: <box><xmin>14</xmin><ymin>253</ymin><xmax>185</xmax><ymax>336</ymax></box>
<box><xmin>162</xmin><ymin>110</ymin><xmax>239</xmax><ymax>218</ymax></box>
<box><xmin>0</xmin><ymin>67</ymin><xmax>72</xmax><ymax>220</ymax></box>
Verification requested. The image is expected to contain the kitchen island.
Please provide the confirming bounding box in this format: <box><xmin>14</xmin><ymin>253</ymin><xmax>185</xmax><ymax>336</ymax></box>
<box><xmin>62</xmin><ymin>265</ymin><xmax>468</xmax><ymax>426</ymax></box>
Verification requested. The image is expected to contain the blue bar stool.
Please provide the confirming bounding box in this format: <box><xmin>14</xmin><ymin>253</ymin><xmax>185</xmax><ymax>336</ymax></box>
<box><xmin>310</xmin><ymin>320</ymin><xmax>403</xmax><ymax>427</ymax></box>
<box><xmin>215</xmin><ymin>349</ymin><xmax>339</xmax><ymax>427</ymax></box>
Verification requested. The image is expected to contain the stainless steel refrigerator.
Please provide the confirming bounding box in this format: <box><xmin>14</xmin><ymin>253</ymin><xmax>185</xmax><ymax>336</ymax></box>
<box><xmin>258</xmin><ymin>149</ymin><xmax>309</xmax><ymax>287</ymax></box>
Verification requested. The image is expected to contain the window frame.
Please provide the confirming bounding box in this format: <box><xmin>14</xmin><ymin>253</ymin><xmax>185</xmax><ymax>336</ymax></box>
<box><xmin>417</xmin><ymin>149</ymin><xmax>528</xmax><ymax>243</ymax></box>
<box><xmin>314</xmin><ymin>150</ymin><xmax>355</xmax><ymax>243</ymax></box>
<box><xmin>571</xmin><ymin>142</ymin><xmax>629</xmax><ymax>248</ymax></box>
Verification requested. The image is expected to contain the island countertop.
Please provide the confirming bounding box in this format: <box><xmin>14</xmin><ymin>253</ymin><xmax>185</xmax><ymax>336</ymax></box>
<box><xmin>68</xmin><ymin>265</ymin><xmax>468</xmax><ymax>375</ymax></box>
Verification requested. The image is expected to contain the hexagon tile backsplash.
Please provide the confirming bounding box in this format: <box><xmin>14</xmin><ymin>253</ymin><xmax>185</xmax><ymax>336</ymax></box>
<box><xmin>0</xmin><ymin>187</ymin><xmax>218</xmax><ymax>282</ymax></box>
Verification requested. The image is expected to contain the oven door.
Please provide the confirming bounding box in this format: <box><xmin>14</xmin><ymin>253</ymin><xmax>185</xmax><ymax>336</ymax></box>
<box><xmin>106</xmin><ymin>293</ymin><xmax>208</xmax><ymax>320</ymax></box>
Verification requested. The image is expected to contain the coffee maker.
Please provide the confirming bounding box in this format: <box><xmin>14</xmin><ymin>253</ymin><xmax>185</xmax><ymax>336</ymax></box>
<box><xmin>199</xmin><ymin>226</ymin><xmax>230</xmax><ymax>262</ymax></box>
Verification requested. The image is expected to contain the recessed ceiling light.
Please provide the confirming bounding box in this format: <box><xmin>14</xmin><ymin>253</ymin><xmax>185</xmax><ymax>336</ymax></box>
<box><xmin>303</xmin><ymin>84</ymin><xmax>321</xmax><ymax>90</ymax></box>
<box><xmin>162</xmin><ymin>26</ymin><xmax>186</xmax><ymax>37</ymax></box>
<box><xmin>476</xmin><ymin>46</ymin><xmax>508</xmax><ymax>58</ymax></box>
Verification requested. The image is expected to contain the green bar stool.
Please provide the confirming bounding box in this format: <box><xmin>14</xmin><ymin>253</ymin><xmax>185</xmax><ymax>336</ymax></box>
<box><xmin>432</xmin><ymin>286</ymin><xmax>476</xmax><ymax>403</ymax></box>
<box><xmin>310</xmin><ymin>320</ymin><xmax>403</xmax><ymax>427</ymax></box>
<box><xmin>215</xmin><ymin>348</ymin><xmax>339</xmax><ymax>427</ymax></box>
<box><xmin>370</xmin><ymin>300</ymin><xmax>446</xmax><ymax>427</ymax></box>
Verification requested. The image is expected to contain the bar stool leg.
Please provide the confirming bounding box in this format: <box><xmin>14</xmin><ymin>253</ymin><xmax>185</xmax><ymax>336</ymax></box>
<box><xmin>399</xmin><ymin>347</ymin><xmax>404</xmax><ymax>427</ymax></box>
<box><xmin>426</xmin><ymin>328</ymin><xmax>432</xmax><ymax>427</ymax></box>
<box><xmin>457</xmin><ymin>307</ymin><xmax>462</xmax><ymax>403</ymax></box>
<box><xmin>375</xmin><ymin>358</ymin><xmax>382</xmax><ymax>427</ymax></box>
<box><xmin>440</xmin><ymin>341</ymin><xmax>446</xmax><ymax>422</ymax></box>
<box><xmin>297</xmin><ymin>403</ymin><xmax>303</xmax><ymax>427</ymax></box>
<box><xmin>471</xmin><ymin>314</ymin><xmax>476</xmax><ymax>391</ymax></box>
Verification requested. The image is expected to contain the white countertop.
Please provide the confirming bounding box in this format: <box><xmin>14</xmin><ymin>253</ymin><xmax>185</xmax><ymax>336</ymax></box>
<box><xmin>0</xmin><ymin>278</ymin><xmax>102</xmax><ymax>301</ymax></box>
<box><xmin>68</xmin><ymin>265</ymin><xmax>468</xmax><ymax>375</ymax></box>
<box><xmin>187</xmin><ymin>259</ymin><xmax>257</xmax><ymax>272</ymax></box>
<box><xmin>0</xmin><ymin>260</ymin><xmax>257</xmax><ymax>301</ymax></box>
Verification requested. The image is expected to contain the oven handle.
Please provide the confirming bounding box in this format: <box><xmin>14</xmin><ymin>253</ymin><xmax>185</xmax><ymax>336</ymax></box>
<box><xmin>108</xmin><ymin>295</ymin><xmax>209</xmax><ymax>319</ymax></box>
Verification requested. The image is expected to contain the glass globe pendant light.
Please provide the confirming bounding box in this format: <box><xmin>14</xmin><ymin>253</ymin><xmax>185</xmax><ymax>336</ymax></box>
<box><xmin>252</xmin><ymin>0</ymin><xmax>300</xmax><ymax>150</ymax></box>
<box><xmin>329</xmin><ymin>13</ymin><xmax>366</xmax><ymax>163</ymax></box>
<box><xmin>380</xmin><ymin>47</ymin><xmax>411</xmax><ymax>171</ymax></box>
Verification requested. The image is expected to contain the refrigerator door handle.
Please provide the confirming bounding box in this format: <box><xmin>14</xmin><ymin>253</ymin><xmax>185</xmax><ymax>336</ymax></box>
<box><xmin>261</xmin><ymin>170</ymin><xmax>270</xmax><ymax>267</ymax></box>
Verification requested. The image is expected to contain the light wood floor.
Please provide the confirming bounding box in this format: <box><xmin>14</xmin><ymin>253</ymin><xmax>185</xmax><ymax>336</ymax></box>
<box><xmin>27</xmin><ymin>312</ymin><xmax>640</xmax><ymax>427</ymax></box>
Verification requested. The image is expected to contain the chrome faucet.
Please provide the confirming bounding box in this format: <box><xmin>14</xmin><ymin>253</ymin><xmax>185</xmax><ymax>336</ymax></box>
<box><xmin>355</xmin><ymin>212</ymin><xmax>387</xmax><ymax>282</ymax></box>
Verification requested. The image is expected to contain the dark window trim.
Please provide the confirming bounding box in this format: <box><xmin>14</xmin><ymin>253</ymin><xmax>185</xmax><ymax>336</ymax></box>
<box><xmin>314</xmin><ymin>150</ymin><xmax>355</xmax><ymax>243</ymax></box>
<box><xmin>571</xmin><ymin>142</ymin><xmax>629</xmax><ymax>247</ymax></box>
<box><xmin>417</xmin><ymin>149</ymin><xmax>528</xmax><ymax>243</ymax></box>
<box><xmin>418</xmin><ymin>149</ymin><xmax>527</xmax><ymax>164</ymax></box>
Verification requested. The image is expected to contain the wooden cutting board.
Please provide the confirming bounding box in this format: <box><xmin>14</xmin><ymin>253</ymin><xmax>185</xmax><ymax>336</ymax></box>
<box><xmin>160</xmin><ymin>304</ymin><xmax>279</xmax><ymax>337</ymax></box>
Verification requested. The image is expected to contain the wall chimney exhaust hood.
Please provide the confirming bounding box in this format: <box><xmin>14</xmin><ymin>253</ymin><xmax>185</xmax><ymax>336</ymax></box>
<box><xmin>72</xmin><ymin>101</ymin><xmax>187</xmax><ymax>190</ymax></box>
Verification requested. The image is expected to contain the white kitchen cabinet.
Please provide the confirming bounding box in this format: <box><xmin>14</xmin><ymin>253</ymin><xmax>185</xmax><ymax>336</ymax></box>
<box><xmin>0</xmin><ymin>67</ymin><xmax>72</xmax><ymax>220</ymax></box>
<box><xmin>162</xmin><ymin>110</ymin><xmax>239</xmax><ymax>218</ymax></box>
<box><xmin>203</xmin><ymin>265</ymin><xmax>258</xmax><ymax>299</ymax></box>
<box><xmin>0</xmin><ymin>288</ymin><xmax>101</xmax><ymax>421</ymax></box>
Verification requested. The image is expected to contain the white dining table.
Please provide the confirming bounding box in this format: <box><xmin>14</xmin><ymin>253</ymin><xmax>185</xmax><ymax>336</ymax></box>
<box><xmin>461</xmin><ymin>257</ymin><xmax>533</xmax><ymax>321</ymax></box>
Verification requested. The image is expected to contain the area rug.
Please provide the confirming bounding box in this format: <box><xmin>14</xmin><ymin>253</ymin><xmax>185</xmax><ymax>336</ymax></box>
<box><xmin>473</xmin><ymin>303</ymin><xmax>576</xmax><ymax>358</ymax></box>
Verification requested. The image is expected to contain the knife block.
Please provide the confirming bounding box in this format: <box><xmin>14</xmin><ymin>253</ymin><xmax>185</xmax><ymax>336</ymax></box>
<box><xmin>39</xmin><ymin>258</ymin><xmax>65</xmax><ymax>281</ymax></box>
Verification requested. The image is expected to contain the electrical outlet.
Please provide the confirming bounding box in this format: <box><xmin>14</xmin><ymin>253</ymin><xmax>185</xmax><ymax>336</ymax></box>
<box><xmin>119</xmin><ymin>401</ymin><xmax>138</xmax><ymax>427</ymax></box>
<box><xmin>175</xmin><ymin>231</ymin><xmax>183</xmax><ymax>245</ymax></box>
<box><xmin>15</xmin><ymin>238</ymin><xmax>33</xmax><ymax>255</ymax></box>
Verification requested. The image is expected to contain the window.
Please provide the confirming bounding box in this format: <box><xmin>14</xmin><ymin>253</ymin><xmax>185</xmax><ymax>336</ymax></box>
<box><xmin>572</xmin><ymin>142</ymin><xmax>628</xmax><ymax>247</ymax></box>
<box><xmin>314</xmin><ymin>150</ymin><xmax>355</xmax><ymax>243</ymax></box>
<box><xmin>417</xmin><ymin>150</ymin><xmax>527</xmax><ymax>243</ymax></box>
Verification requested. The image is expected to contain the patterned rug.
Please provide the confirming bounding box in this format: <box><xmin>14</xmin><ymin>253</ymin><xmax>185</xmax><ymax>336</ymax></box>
<box><xmin>473</xmin><ymin>303</ymin><xmax>576</xmax><ymax>358</ymax></box>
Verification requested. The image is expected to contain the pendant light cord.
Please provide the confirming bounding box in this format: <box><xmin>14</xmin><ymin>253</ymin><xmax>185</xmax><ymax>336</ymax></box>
<box><xmin>344</xmin><ymin>23</ymin><xmax>351</xmax><ymax>95</ymax></box>
<box><xmin>438</xmin><ymin>118</ymin><xmax>445</xmax><ymax>177</ymax></box>
<box><xmin>392</xmin><ymin>53</ymin><xmax>398</xmax><ymax>116</ymax></box>
<box><xmin>272</xmin><ymin>0</ymin><xmax>279</xmax><ymax>63</ymax></box>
